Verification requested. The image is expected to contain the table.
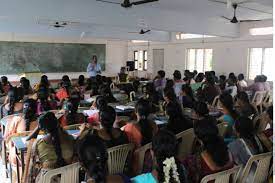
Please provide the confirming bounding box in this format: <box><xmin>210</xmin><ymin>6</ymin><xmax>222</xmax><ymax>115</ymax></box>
<box><xmin>11</xmin><ymin>129</ymin><xmax>79</xmax><ymax>183</ymax></box>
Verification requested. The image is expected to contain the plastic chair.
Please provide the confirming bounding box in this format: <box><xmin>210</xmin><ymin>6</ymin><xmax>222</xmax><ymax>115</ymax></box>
<box><xmin>134</xmin><ymin>142</ymin><xmax>152</xmax><ymax>174</ymax></box>
<box><xmin>38</xmin><ymin>162</ymin><xmax>81</xmax><ymax>183</ymax></box>
<box><xmin>217</xmin><ymin>122</ymin><xmax>228</xmax><ymax>137</ymax></box>
<box><xmin>201</xmin><ymin>165</ymin><xmax>242</xmax><ymax>183</ymax></box>
<box><xmin>252</xmin><ymin>113</ymin><xmax>269</xmax><ymax>133</ymax></box>
<box><xmin>238</xmin><ymin>152</ymin><xmax>272</xmax><ymax>183</ymax></box>
<box><xmin>251</xmin><ymin>91</ymin><xmax>267</xmax><ymax>114</ymax></box>
<box><xmin>176</xmin><ymin>128</ymin><xmax>195</xmax><ymax>159</ymax></box>
<box><xmin>262</xmin><ymin>92</ymin><xmax>272</xmax><ymax>109</ymax></box>
<box><xmin>130</xmin><ymin>91</ymin><xmax>136</xmax><ymax>102</ymax></box>
<box><xmin>211</xmin><ymin>96</ymin><xmax>220</xmax><ymax>108</ymax></box>
<box><xmin>110</xmin><ymin>83</ymin><xmax>115</xmax><ymax>90</ymax></box>
<box><xmin>107</xmin><ymin>143</ymin><xmax>134</xmax><ymax>175</ymax></box>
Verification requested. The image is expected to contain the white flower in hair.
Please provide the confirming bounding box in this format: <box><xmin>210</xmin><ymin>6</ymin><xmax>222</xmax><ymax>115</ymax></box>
<box><xmin>163</xmin><ymin>157</ymin><xmax>180</xmax><ymax>183</ymax></box>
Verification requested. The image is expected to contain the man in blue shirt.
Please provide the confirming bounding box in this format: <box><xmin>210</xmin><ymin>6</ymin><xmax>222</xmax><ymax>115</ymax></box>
<box><xmin>87</xmin><ymin>55</ymin><xmax>102</xmax><ymax>77</ymax></box>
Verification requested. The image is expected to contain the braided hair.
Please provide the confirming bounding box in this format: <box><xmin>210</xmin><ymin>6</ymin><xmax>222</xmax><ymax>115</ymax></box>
<box><xmin>7</xmin><ymin>87</ymin><xmax>20</xmax><ymax>115</ymax></box>
<box><xmin>219</xmin><ymin>93</ymin><xmax>238</xmax><ymax>120</ymax></box>
<box><xmin>23</xmin><ymin>99</ymin><xmax>37</xmax><ymax>131</ymax></box>
<box><xmin>99</xmin><ymin>106</ymin><xmax>116</xmax><ymax>143</ymax></box>
<box><xmin>37</xmin><ymin>87</ymin><xmax>51</xmax><ymax>112</ymax></box>
<box><xmin>64</xmin><ymin>92</ymin><xmax>81</xmax><ymax>125</ymax></box>
<box><xmin>77</xmin><ymin>134</ymin><xmax>108</xmax><ymax>183</ymax></box>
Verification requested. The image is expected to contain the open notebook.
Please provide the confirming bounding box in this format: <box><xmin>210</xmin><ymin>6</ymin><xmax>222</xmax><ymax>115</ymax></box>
<box><xmin>116</xmin><ymin>105</ymin><xmax>135</xmax><ymax>111</ymax></box>
<box><xmin>83</xmin><ymin>109</ymin><xmax>99</xmax><ymax>116</ymax></box>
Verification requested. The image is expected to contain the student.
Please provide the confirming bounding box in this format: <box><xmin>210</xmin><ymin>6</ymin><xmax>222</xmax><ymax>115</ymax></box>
<box><xmin>173</xmin><ymin>70</ymin><xmax>185</xmax><ymax>98</ymax></box>
<box><xmin>19</xmin><ymin>77</ymin><xmax>33</xmax><ymax>95</ymax></box>
<box><xmin>118</xmin><ymin>67</ymin><xmax>128</xmax><ymax>83</ymax></box>
<box><xmin>181</xmin><ymin>84</ymin><xmax>195</xmax><ymax>108</ymax></box>
<box><xmin>218</xmin><ymin>93</ymin><xmax>238</xmax><ymax>140</ymax></box>
<box><xmin>183</xmin><ymin>118</ymin><xmax>233</xmax><ymax>183</ymax></box>
<box><xmin>192</xmin><ymin>72</ymin><xmax>204</xmax><ymax>91</ymax></box>
<box><xmin>0</xmin><ymin>87</ymin><xmax>23</xmax><ymax>118</ymax></box>
<box><xmin>228</xmin><ymin>117</ymin><xmax>264</xmax><ymax>165</ymax></box>
<box><xmin>99</xmin><ymin>84</ymin><xmax>117</xmax><ymax>103</ymax></box>
<box><xmin>143</xmin><ymin>83</ymin><xmax>160</xmax><ymax>112</ymax></box>
<box><xmin>92</xmin><ymin>106</ymin><xmax>128</xmax><ymax>148</ymax></box>
<box><xmin>132</xmin><ymin>130</ymin><xmax>188</xmax><ymax>183</ymax></box>
<box><xmin>261</xmin><ymin>75</ymin><xmax>271</xmax><ymax>92</ymax></box>
<box><xmin>87</xmin><ymin>95</ymin><xmax>108</xmax><ymax>125</ymax></box>
<box><xmin>59</xmin><ymin>93</ymin><xmax>85</xmax><ymax>126</ymax></box>
<box><xmin>27</xmin><ymin>112</ymin><xmax>75</xmax><ymax>182</ymax></box>
<box><xmin>36</xmin><ymin>87</ymin><xmax>57</xmax><ymax>115</ymax></box>
<box><xmin>165</xmin><ymin>101</ymin><xmax>191</xmax><ymax>134</ymax></box>
<box><xmin>235</xmin><ymin>91</ymin><xmax>257</xmax><ymax>118</ymax></box>
<box><xmin>77</xmin><ymin>134</ymin><xmax>130</xmax><ymax>183</ymax></box>
<box><xmin>153</xmin><ymin>70</ymin><xmax>166</xmax><ymax>93</ymax></box>
<box><xmin>237</xmin><ymin>73</ymin><xmax>247</xmax><ymax>91</ymax></box>
<box><xmin>75</xmin><ymin>75</ymin><xmax>86</xmax><ymax>99</ymax></box>
<box><xmin>4</xmin><ymin>99</ymin><xmax>38</xmax><ymax>165</ymax></box>
<box><xmin>224</xmin><ymin>75</ymin><xmax>238</xmax><ymax>97</ymax></box>
<box><xmin>245</xmin><ymin>75</ymin><xmax>265</xmax><ymax>95</ymax></box>
<box><xmin>34</xmin><ymin>75</ymin><xmax>51</xmax><ymax>92</ymax></box>
<box><xmin>219</xmin><ymin>75</ymin><xmax>227</xmax><ymax>91</ymax></box>
<box><xmin>123</xmin><ymin>99</ymin><xmax>158</xmax><ymax>147</ymax></box>
<box><xmin>56</xmin><ymin>80</ymin><xmax>72</xmax><ymax>102</ymax></box>
<box><xmin>163</xmin><ymin>87</ymin><xmax>178</xmax><ymax>110</ymax></box>
<box><xmin>197</xmin><ymin>75</ymin><xmax>221</xmax><ymax>104</ymax></box>
<box><xmin>192</xmin><ymin>101</ymin><xmax>210</xmax><ymax>120</ymax></box>
<box><xmin>1</xmin><ymin>76</ymin><xmax>12</xmax><ymax>94</ymax></box>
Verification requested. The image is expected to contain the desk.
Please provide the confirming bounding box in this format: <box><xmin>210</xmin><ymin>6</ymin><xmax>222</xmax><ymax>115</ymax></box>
<box><xmin>11</xmin><ymin>129</ymin><xmax>79</xmax><ymax>183</ymax></box>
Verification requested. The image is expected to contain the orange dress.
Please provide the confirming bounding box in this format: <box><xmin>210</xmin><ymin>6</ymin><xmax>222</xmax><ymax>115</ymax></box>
<box><xmin>55</xmin><ymin>88</ymin><xmax>69</xmax><ymax>101</ymax></box>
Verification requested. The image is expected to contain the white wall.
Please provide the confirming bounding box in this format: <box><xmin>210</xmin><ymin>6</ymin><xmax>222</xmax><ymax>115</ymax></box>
<box><xmin>128</xmin><ymin>20</ymin><xmax>273</xmax><ymax>79</ymax></box>
<box><xmin>0</xmin><ymin>33</ymin><xmax>128</xmax><ymax>81</ymax></box>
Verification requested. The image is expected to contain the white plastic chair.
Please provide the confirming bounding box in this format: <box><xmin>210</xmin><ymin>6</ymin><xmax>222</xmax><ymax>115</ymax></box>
<box><xmin>262</xmin><ymin>91</ymin><xmax>272</xmax><ymax>109</ymax></box>
<box><xmin>38</xmin><ymin>162</ymin><xmax>81</xmax><ymax>183</ymax></box>
<box><xmin>217</xmin><ymin>122</ymin><xmax>228</xmax><ymax>137</ymax></box>
<box><xmin>129</xmin><ymin>91</ymin><xmax>136</xmax><ymax>102</ymax></box>
<box><xmin>201</xmin><ymin>165</ymin><xmax>242</xmax><ymax>183</ymax></box>
<box><xmin>107</xmin><ymin>143</ymin><xmax>134</xmax><ymax>175</ymax></box>
<box><xmin>251</xmin><ymin>91</ymin><xmax>267</xmax><ymax>114</ymax></box>
<box><xmin>176</xmin><ymin>128</ymin><xmax>195</xmax><ymax>159</ymax></box>
<box><xmin>110</xmin><ymin>83</ymin><xmax>115</xmax><ymax>90</ymax></box>
<box><xmin>238</xmin><ymin>152</ymin><xmax>272</xmax><ymax>183</ymax></box>
<box><xmin>134</xmin><ymin>142</ymin><xmax>152</xmax><ymax>174</ymax></box>
<box><xmin>211</xmin><ymin>96</ymin><xmax>220</xmax><ymax>108</ymax></box>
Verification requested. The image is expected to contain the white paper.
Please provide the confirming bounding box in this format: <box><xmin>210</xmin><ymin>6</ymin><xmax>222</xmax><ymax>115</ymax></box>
<box><xmin>116</xmin><ymin>105</ymin><xmax>135</xmax><ymax>111</ymax></box>
<box><xmin>83</xmin><ymin>109</ymin><xmax>99</xmax><ymax>116</ymax></box>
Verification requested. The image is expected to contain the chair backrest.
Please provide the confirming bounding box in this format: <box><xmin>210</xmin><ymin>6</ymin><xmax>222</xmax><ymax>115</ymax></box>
<box><xmin>176</xmin><ymin>128</ymin><xmax>195</xmax><ymax>159</ymax></box>
<box><xmin>238</xmin><ymin>152</ymin><xmax>272</xmax><ymax>183</ymax></box>
<box><xmin>211</xmin><ymin>96</ymin><xmax>219</xmax><ymax>108</ymax></box>
<box><xmin>253</xmin><ymin>113</ymin><xmax>269</xmax><ymax>133</ymax></box>
<box><xmin>251</xmin><ymin>91</ymin><xmax>266</xmax><ymax>106</ymax></box>
<box><xmin>130</xmin><ymin>91</ymin><xmax>136</xmax><ymax>102</ymax></box>
<box><xmin>38</xmin><ymin>162</ymin><xmax>81</xmax><ymax>183</ymax></box>
<box><xmin>134</xmin><ymin>142</ymin><xmax>152</xmax><ymax>174</ymax></box>
<box><xmin>262</xmin><ymin>92</ymin><xmax>272</xmax><ymax>108</ymax></box>
<box><xmin>110</xmin><ymin>83</ymin><xmax>115</xmax><ymax>90</ymax></box>
<box><xmin>217</xmin><ymin>122</ymin><xmax>228</xmax><ymax>137</ymax></box>
<box><xmin>201</xmin><ymin>165</ymin><xmax>242</xmax><ymax>183</ymax></box>
<box><xmin>107</xmin><ymin>143</ymin><xmax>134</xmax><ymax>175</ymax></box>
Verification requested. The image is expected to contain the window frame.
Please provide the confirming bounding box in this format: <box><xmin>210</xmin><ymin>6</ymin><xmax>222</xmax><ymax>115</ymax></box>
<box><xmin>134</xmin><ymin>50</ymin><xmax>138</xmax><ymax>70</ymax></box>
<box><xmin>133</xmin><ymin>50</ymin><xmax>148</xmax><ymax>71</ymax></box>
<box><xmin>185</xmin><ymin>48</ymin><xmax>213</xmax><ymax>72</ymax></box>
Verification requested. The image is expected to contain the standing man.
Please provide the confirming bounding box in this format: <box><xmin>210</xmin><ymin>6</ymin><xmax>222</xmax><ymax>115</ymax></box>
<box><xmin>87</xmin><ymin>55</ymin><xmax>102</xmax><ymax>78</ymax></box>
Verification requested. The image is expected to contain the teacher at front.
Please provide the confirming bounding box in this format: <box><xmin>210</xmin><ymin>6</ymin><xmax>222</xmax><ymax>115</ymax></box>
<box><xmin>87</xmin><ymin>55</ymin><xmax>102</xmax><ymax>78</ymax></box>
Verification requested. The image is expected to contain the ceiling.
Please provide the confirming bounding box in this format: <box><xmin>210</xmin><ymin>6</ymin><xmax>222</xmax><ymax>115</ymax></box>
<box><xmin>0</xmin><ymin>0</ymin><xmax>272</xmax><ymax>41</ymax></box>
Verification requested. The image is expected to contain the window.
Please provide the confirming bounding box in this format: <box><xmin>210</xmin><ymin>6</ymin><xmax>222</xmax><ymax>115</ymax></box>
<box><xmin>249</xmin><ymin>27</ymin><xmax>273</xmax><ymax>36</ymax></box>
<box><xmin>176</xmin><ymin>33</ymin><xmax>216</xmax><ymax>40</ymax></box>
<box><xmin>248</xmin><ymin>48</ymin><xmax>274</xmax><ymax>80</ymax></box>
<box><xmin>133</xmin><ymin>50</ymin><xmax>148</xmax><ymax>71</ymax></box>
<box><xmin>186</xmin><ymin>49</ymin><xmax>213</xmax><ymax>73</ymax></box>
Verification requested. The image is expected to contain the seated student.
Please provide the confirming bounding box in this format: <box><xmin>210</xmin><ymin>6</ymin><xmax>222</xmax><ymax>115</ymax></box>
<box><xmin>1</xmin><ymin>76</ymin><xmax>12</xmax><ymax>94</ymax></box>
<box><xmin>56</xmin><ymin>80</ymin><xmax>72</xmax><ymax>102</ymax></box>
<box><xmin>75</xmin><ymin>75</ymin><xmax>86</xmax><ymax>99</ymax></box>
<box><xmin>99</xmin><ymin>84</ymin><xmax>117</xmax><ymax>103</ymax></box>
<box><xmin>59</xmin><ymin>92</ymin><xmax>85</xmax><ymax>127</ymax></box>
<box><xmin>132</xmin><ymin>130</ymin><xmax>188</xmax><ymax>183</ymax></box>
<box><xmin>228</xmin><ymin>116</ymin><xmax>264</xmax><ymax>165</ymax></box>
<box><xmin>123</xmin><ymin>99</ymin><xmax>158</xmax><ymax>147</ymax></box>
<box><xmin>261</xmin><ymin>75</ymin><xmax>271</xmax><ymax>92</ymax></box>
<box><xmin>36</xmin><ymin>87</ymin><xmax>57</xmax><ymax>115</ymax></box>
<box><xmin>173</xmin><ymin>70</ymin><xmax>185</xmax><ymax>98</ymax></box>
<box><xmin>218</xmin><ymin>93</ymin><xmax>238</xmax><ymax>141</ymax></box>
<box><xmin>245</xmin><ymin>75</ymin><xmax>265</xmax><ymax>96</ymax></box>
<box><xmin>192</xmin><ymin>72</ymin><xmax>204</xmax><ymax>91</ymax></box>
<box><xmin>165</xmin><ymin>101</ymin><xmax>191</xmax><ymax>134</ymax></box>
<box><xmin>224</xmin><ymin>76</ymin><xmax>238</xmax><ymax>98</ymax></box>
<box><xmin>27</xmin><ymin>112</ymin><xmax>75</xmax><ymax>182</ymax></box>
<box><xmin>164</xmin><ymin>79</ymin><xmax>174</xmax><ymax>90</ymax></box>
<box><xmin>92</xmin><ymin>106</ymin><xmax>128</xmax><ymax>148</ymax></box>
<box><xmin>143</xmin><ymin>83</ymin><xmax>160</xmax><ymax>112</ymax></box>
<box><xmin>19</xmin><ymin>77</ymin><xmax>33</xmax><ymax>95</ymax></box>
<box><xmin>153</xmin><ymin>70</ymin><xmax>166</xmax><ymax>93</ymax></box>
<box><xmin>0</xmin><ymin>87</ymin><xmax>23</xmax><ymax>118</ymax></box>
<box><xmin>219</xmin><ymin>75</ymin><xmax>227</xmax><ymax>91</ymax></box>
<box><xmin>237</xmin><ymin>73</ymin><xmax>247</xmax><ymax>91</ymax></box>
<box><xmin>118</xmin><ymin>67</ymin><xmax>128</xmax><ymax>83</ymax></box>
<box><xmin>235</xmin><ymin>91</ymin><xmax>257</xmax><ymax>119</ymax></box>
<box><xmin>181</xmin><ymin>84</ymin><xmax>195</xmax><ymax>108</ymax></box>
<box><xmin>77</xmin><ymin>134</ymin><xmax>131</xmax><ymax>183</ymax></box>
<box><xmin>34</xmin><ymin>75</ymin><xmax>51</xmax><ymax>92</ymax></box>
<box><xmin>87</xmin><ymin>95</ymin><xmax>108</xmax><ymax>124</ymax></box>
<box><xmin>183</xmin><ymin>118</ymin><xmax>234</xmax><ymax>183</ymax></box>
<box><xmin>197</xmin><ymin>75</ymin><xmax>221</xmax><ymax>104</ymax></box>
<box><xmin>192</xmin><ymin>101</ymin><xmax>210</xmax><ymax>120</ymax></box>
<box><xmin>4</xmin><ymin>99</ymin><xmax>38</xmax><ymax>165</ymax></box>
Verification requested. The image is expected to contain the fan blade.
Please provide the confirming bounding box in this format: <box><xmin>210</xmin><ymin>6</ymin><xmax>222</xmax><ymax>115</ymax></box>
<box><xmin>238</xmin><ymin>4</ymin><xmax>272</xmax><ymax>14</ymax></box>
<box><xmin>132</xmin><ymin>0</ymin><xmax>159</xmax><ymax>5</ymax></box>
<box><xmin>221</xmin><ymin>16</ymin><xmax>232</xmax><ymax>20</ymax></box>
<box><xmin>128</xmin><ymin>32</ymin><xmax>139</xmax><ymax>33</ymax></box>
<box><xmin>237</xmin><ymin>0</ymin><xmax>253</xmax><ymax>5</ymax></box>
<box><xmin>96</xmin><ymin>0</ymin><xmax>121</xmax><ymax>5</ymax></box>
<box><xmin>240</xmin><ymin>19</ymin><xmax>261</xmax><ymax>22</ymax></box>
<box><xmin>143</xmin><ymin>30</ymin><xmax>151</xmax><ymax>34</ymax></box>
<box><xmin>208</xmin><ymin>0</ymin><xmax>227</xmax><ymax>4</ymax></box>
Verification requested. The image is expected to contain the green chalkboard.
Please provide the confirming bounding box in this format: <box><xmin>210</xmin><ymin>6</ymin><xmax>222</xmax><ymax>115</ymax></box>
<box><xmin>0</xmin><ymin>41</ymin><xmax>106</xmax><ymax>74</ymax></box>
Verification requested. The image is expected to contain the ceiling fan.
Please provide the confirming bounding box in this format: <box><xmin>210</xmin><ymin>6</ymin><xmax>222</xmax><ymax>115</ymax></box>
<box><xmin>221</xmin><ymin>3</ymin><xmax>261</xmax><ymax>23</ymax></box>
<box><xmin>128</xmin><ymin>29</ymin><xmax>151</xmax><ymax>34</ymax></box>
<box><xmin>52</xmin><ymin>22</ymin><xmax>67</xmax><ymax>28</ymax></box>
<box><xmin>96</xmin><ymin>0</ymin><xmax>159</xmax><ymax>8</ymax></box>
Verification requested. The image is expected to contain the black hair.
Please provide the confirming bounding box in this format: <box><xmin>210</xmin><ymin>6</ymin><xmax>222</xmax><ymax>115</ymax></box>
<box><xmin>182</xmin><ymin>84</ymin><xmax>194</xmax><ymax>100</ymax></box>
<box><xmin>40</xmin><ymin>75</ymin><xmax>50</xmax><ymax>88</ymax></box>
<box><xmin>163</xmin><ymin>87</ymin><xmax>177</xmax><ymax>102</ymax></box>
<box><xmin>92</xmin><ymin>55</ymin><xmax>98</xmax><ymax>63</ymax></box>
<box><xmin>78</xmin><ymin>75</ymin><xmax>85</xmax><ymax>86</ymax></box>
<box><xmin>99</xmin><ymin>84</ymin><xmax>117</xmax><ymax>103</ymax></box>
<box><xmin>7</xmin><ymin>87</ymin><xmax>20</xmax><ymax>115</ymax></box>
<box><xmin>158</xmin><ymin>70</ymin><xmax>165</xmax><ymax>78</ymax></box>
<box><xmin>236</xmin><ymin>91</ymin><xmax>250</xmax><ymax>104</ymax></box>
<box><xmin>135</xmin><ymin>99</ymin><xmax>153</xmax><ymax>145</ymax></box>
<box><xmin>235</xmin><ymin>116</ymin><xmax>262</xmax><ymax>153</ymax></box>
<box><xmin>64</xmin><ymin>92</ymin><xmax>81</xmax><ymax>125</ymax></box>
<box><xmin>219</xmin><ymin>75</ymin><xmax>226</xmax><ymax>81</ymax></box>
<box><xmin>23</xmin><ymin>99</ymin><xmax>37</xmax><ymax>131</ymax></box>
<box><xmin>77</xmin><ymin>134</ymin><xmax>108</xmax><ymax>182</ymax></box>
<box><xmin>99</xmin><ymin>106</ymin><xmax>116</xmax><ymax>143</ymax></box>
<box><xmin>20</xmin><ymin>77</ymin><xmax>31</xmax><ymax>95</ymax></box>
<box><xmin>173</xmin><ymin>70</ymin><xmax>182</xmax><ymax>80</ymax></box>
<box><xmin>261</xmin><ymin>75</ymin><xmax>268</xmax><ymax>82</ymax></box>
<box><xmin>206</xmin><ymin>75</ymin><xmax>215</xmax><ymax>85</ymax></box>
<box><xmin>219</xmin><ymin>93</ymin><xmax>238</xmax><ymax>120</ymax></box>
<box><xmin>193</xmin><ymin>70</ymin><xmax>198</xmax><ymax>75</ymax></box>
<box><xmin>37</xmin><ymin>87</ymin><xmax>51</xmax><ymax>112</ymax></box>
<box><xmin>210</xmin><ymin>71</ymin><xmax>216</xmax><ymax>76</ymax></box>
<box><xmin>267</xmin><ymin>106</ymin><xmax>273</xmax><ymax>120</ymax></box>
<box><xmin>133</xmin><ymin>80</ymin><xmax>140</xmax><ymax>92</ymax></box>
<box><xmin>194</xmin><ymin>118</ymin><xmax>229</xmax><ymax>167</ymax></box>
<box><xmin>195</xmin><ymin>73</ymin><xmax>204</xmax><ymax>83</ymax></box>
<box><xmin>38</xmin><ymin>112</ymin><xmax>66</xmax><ymax>167</ymax></box>
<box><xmin>194</xmin><ymin>101</ymin><xmax>209</xmax><ymax>117</ymax></box>
<box><xmin>96</xmin><ymin>75</ymin><xmax>103</xmax><ymax>86</ymax></box>
<box><xmin>165</xmin><ymin>79</ymin><xmax>174</xmax><ymax>89</ymax></box>
<box><xmin>95</xmin><ymin>95</ymin><xmax>108</xmax><ymax>111</ymax></box>
<box><xmin>1</xmin><ymin>76</ymin><xmax>9</xmax><ymax>85</ymax></box>
<box><xmin>238</xmin><ymin>74</ymin><xmax>245</xmax><ymax>81</ymax></box>
<box><xmin>152</xmin><ymin>130</ymin><xmax>186</xmax><ymax>183</ymax></box>
<box><xmin>228</xmin><ymin>72</ymin><xmax>235</xmax><ymax>80</ymax></box>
